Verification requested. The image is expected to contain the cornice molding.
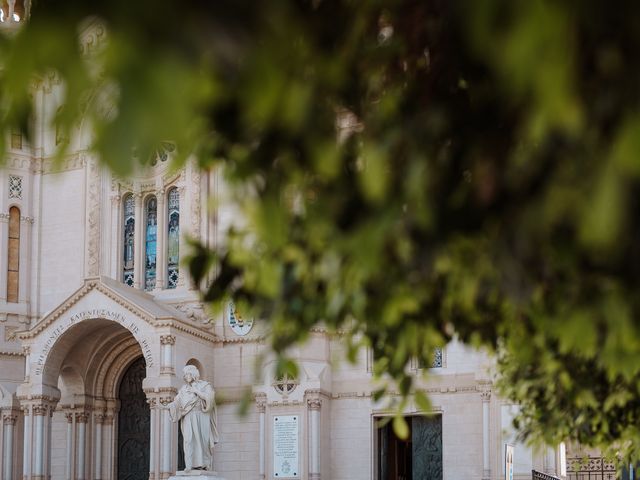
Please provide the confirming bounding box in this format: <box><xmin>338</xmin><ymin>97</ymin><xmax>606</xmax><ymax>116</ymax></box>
<box><xmin>18</xmin><ymin>278</ymin><xmax>218</xmax><ymax>344</ymax></box>
<box><xmin>0</xmin><ymin>350</ymin><xmax>25</xmax><ymax>357</ymax></box>
<box><xmin>41</xmin><ymin>153</ymin><xmax>85</xmax><ymax>174</ymax></box>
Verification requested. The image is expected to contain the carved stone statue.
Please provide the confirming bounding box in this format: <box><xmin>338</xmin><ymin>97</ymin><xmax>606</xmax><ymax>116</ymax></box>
<box><xmin>169</xmin><ymin>365</ymin><xmax>219</xmax><ymax>472</ymax></box>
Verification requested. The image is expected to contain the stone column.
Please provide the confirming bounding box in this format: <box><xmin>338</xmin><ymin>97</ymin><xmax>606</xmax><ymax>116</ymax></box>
<box><xmin>147</xmin><ymin>396</ymin><xmax>159</xmax><ymax>480</ymax></box>
<box><xmin>160</xmin><ymin>335</ymin><xmax>175</xmax><ymax>375</ymax></box>
<box><xmin>22</xmin><ymin>404</ymin><xmax>32</xmax><ymax>480</ymax></box>
<box><xmin>76</xmin><ymin>412</ymin><xmax>89</xmax><ymax>480</ymax></box>
<box><xmin>308</xmin><ymin>398</ymin><xmax>321</xmax><ymax>480</ymax></box>
<box><xmin>32</xmin><ymin>404</ymin><xmax>50</xmax><ymax>480</ymax></box>
<box><xmin>133</xmin><ymin>192</ymin><xmax>143</xmax><ymax>289</ymax></box>
<box><xmin>160</xmin><ymin>395</ymin><xmax>175</xmax><ymax>479</ymax></box>
<box><xmin>2</xmin><ymin>412</ymin><xmax>17</xmax><ymax>480</ymax></box>
<box><xmin>177</xmin><ymin>186</ymin><xmax>187</xmax><ymax>288</ymax></box>
<box><xmin>110</xmin><ymin>194</ymin><xmax>122</xmax><ymax>279</ymax></box>
<box><xmin>256</xmin><ymin>395</ymin><xmax>266</xmax><ymax>480</ymax></box>
<box><xmin>64</xmin><ymin>413</ymin><xmax>73</xmax><ymax>480</ymax></box>
<box><xmin>94</xmin><ymin>414</ymin><xmax>104</xmax><ymax>479</ymax></box>
<box><xmin>102</xmin><ymin>410</ymin><xmax>115</xmax><ymax>480</ymax></box>
<box><xmin>23</xmin><ymin>346</ymin><xmax>31</xmax><ymax>383</ymax></box>
<box><xmin>45</xmin><ymin>405</ymin><xmax>53</xmax><ymax>480</ymax></box>
<box><xmin>481</xmin><ymin>389</ymin><xmax>491</xmax><ymax>480</ymax></box>
<box><xmin>155</xmin><ymin>189</ymin><xmax>167</xmax><ymax>289</ymax></box>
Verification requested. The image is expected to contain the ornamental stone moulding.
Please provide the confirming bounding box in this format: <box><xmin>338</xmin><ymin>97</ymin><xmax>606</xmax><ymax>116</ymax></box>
<box><xmin>79</xmin><ymin>20</ymin><xmax>106</xmax><ymax>56</ymax></box>
<box><xmin>2</xmin><ymin>414</ymin><xmax>18</xmax><ymax>425</ymax></box>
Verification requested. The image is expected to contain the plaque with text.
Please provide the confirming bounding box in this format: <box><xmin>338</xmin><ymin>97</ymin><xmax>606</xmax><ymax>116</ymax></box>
<box><xmin>273</xmin><ymin>415</ymin><xmax>299</xmax><ymax>478</ymax></box>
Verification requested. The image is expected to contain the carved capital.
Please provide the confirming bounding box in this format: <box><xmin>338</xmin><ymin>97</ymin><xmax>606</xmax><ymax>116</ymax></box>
<box><xmin>147</xmin><ymin>397</ymin><xmax>158</xmax><ymax>408</ymax></box>
<box><xmin>160</xmin><ymin>396</ymin><xmax>173</xmax><ymax>406</ymax></box>
<box><xmin>65</xmin><ymin>413</ymin><xmax>74</xmax><ymax>424</ymax></box>
<box><xmin>95</xmin><ymin>413</ymin><xmax>106</xmax><ymax>425</ymax></box>
<box><xmin>3</xmin><ymin>414</ymin><xmax>17</xmax><ymax>425</ymax></box>
<box><xmin>254</xmin><ymin>393</ymin><xmax>267</xmax><ymax>413</ymax></box>
<box><xmin>33</xmin><ymin>405</ymin><xmax>49</xmax><ymax>416</ymax></box>
<box><xmin>75</xmin><ymin>412</ymin><xmax>89</xmax><ymax>423</ymax></box>
<box><xmin>480</xmin><ymin>389</ymin><xmax>491</xmax><ymax>402</ymax></box>
<box><xmin>160</xmin><ymin>335</ymin><xmax>176</xmax><ymax>346</ymax></box>
<box><xmin>22</xmin><ymin>346</ymin><xmax>31</xmax><ymax>356</ymax></box>
<box><xmin>307</xmin><ymin>398</ymin><xmax>322</xmax><ymax>411</ymax></box>
<box><xmin>103</xmin><ymin>414</ymin><xmax>115</xmax><ymax>426</ymax></box>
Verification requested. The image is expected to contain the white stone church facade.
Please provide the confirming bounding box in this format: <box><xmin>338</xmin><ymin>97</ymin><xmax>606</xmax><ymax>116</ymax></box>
<box><xmin>0</xmin><ymin>18</ymin><xmax>566</xmax><ymax>480</ymax></box>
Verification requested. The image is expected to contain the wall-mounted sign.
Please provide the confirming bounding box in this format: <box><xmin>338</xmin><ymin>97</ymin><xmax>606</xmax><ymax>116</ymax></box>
<box><xmin>227</xmin><ymin>301</ymin><xmax>254</xmax><ymax>336</ymax></box>
<box><xmin>273</xmin><ymin>415</ymin><xmax>299</xmax><ymax>478</ymax></box>
<box><xmin>505</xmin><ymin>444</ymin><xmax>514</xmax><ymax>480</ymax></box>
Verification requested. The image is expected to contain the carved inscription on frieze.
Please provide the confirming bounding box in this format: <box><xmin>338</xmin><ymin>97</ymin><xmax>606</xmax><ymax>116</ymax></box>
<box><xmin>34</xmin><ymin>309</ymin><xmax>154</xmax><ymax>375</ymax></box>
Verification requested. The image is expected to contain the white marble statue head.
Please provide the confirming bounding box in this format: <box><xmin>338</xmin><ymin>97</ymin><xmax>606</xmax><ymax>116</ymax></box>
<box><xmin>183</xmin><ymin>364</ymin><xmax>200</xmax><ymax>382</ymax></box>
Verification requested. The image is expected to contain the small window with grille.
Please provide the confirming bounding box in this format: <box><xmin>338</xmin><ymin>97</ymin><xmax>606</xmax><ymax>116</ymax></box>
<box><xmin>273</xmin><ymin>374</ymin><xmax>298</xmax><ymax>396</ymax></box>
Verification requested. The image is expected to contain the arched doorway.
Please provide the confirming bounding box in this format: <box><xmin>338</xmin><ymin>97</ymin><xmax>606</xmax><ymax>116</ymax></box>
<box><xmin>117</xmin><ymin>357</ymin><xmax>150</xmax><ymax>480</ymax></box>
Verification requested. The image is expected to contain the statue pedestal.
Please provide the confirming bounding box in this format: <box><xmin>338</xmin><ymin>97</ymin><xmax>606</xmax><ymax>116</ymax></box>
<box><xmin>169</xmin><ymin>472</ymin><xmax>227</xmax><ymax>479</ymax></box>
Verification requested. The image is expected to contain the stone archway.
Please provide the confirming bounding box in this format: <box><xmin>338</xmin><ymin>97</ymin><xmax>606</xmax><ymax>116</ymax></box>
<box><xmin>15</xmin><ymin>277</ymin><xmax>216</xmax><ymax>480</ymax></box>
<box><xmin>16</xmin><ymin>280</ymin><xmax>163</xmax><ymax>480</ymax></box>
<box><xmin>29</xmin><ymin>318</ymin><xmax>147</xmax><ymax>480</ymax></box>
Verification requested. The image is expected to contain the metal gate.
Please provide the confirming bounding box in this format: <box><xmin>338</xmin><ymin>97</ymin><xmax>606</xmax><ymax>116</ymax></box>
<box><xmin>566</xmin><ymin>456</ymin><xmax>617</xmax><ymax>480</ymax></box>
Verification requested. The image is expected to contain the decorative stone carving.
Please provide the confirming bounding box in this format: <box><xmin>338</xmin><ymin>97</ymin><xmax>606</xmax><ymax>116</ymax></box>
<box><xmin>174</xmin><ymin>303</ymin><xmax>210</xmax><ymax>324</ymax></box>
<box><xmin>4</xmin><ymin>325</ymin><xmax>19</xmax><ymax>342</ymax></box>
<box><xmin>169</xmin><ymin>365</ymin><xmax>219</xmax><ymax>473</ymax></box>
<box><xmin>42</xmin><ymin>154</ymin><xmax>84</xmax><ymax>174</ymax></box>
<box><xmin>79</xmin><ymin>20</ymin><xmax>107</xmax><ymax>55</ymax></box>
<box><xmin>191</xmin><ymin>164</ymin><xmax>201</xmax><ymax>238</ymax></box>
<box><xmin>8</xmin><ymin>175</ymin><xmax>22</xmax><ymax>199</ymax></box>
<box><xmin>85</xmin><ymin>155</ymin><xmax>101</xmax><ymax>276</ymax></box>
<box><xmin>2</xmin><ymin>413</ymin><xmax>17</xmax><ymax>425</ymax></box>
<box><xmin>32</xmin><ymin>405</ymin><xmax>49</xmax><ymax>416</ymax></box>
<box><xmin>65</xmin><ymin>413</ymin><xmax>74</xmax><ymax>424</ymax></box>
<box><xmin>480</xmin><ymin>388</ymin><xmax>491</xmax><ymax>402</ymax></box>
<box><xmin>307</xmin><ymin>398</ymin><xmax>322</xmax><ymax>411</ymax></box>
<box><xmin>75</xmin><ymin>412</ymin><xmax>90</xmax><ymax>423</ymax></box>
<box><xmin>255</xmin><ymin>394</ymin><xmax>267</xmax><ymax>413</ymax></box>
<box><xmin>160</xmin><ymin>334</ymin><xmax>176</xmax><ymax>345</ymax></box>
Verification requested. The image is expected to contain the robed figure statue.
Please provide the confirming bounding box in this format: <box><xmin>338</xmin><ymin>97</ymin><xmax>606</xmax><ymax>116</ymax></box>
<box><xmin>169</xmin><ymin>365</ymin><xmax>220</xmax><ymax>472</ymax></box>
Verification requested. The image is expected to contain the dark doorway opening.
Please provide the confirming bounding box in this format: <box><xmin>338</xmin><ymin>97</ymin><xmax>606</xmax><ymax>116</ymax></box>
<box><xmin>117</xmin><ymin>357</ymin><xmax>150</xmax><ymax>480</ymax></box>
<box><xmin>377</xmin><ymin>415</ymin><xmax>443</xmax><ymax>480</ymax></box>
<box><xmin>178</xmin><ymin>420</ymin><xmax>185</xmax><ymax>471</ymax></box>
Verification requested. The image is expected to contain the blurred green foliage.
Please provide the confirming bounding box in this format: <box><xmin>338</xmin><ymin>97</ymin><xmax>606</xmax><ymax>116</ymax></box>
<box><xmin>3</xmin><ymin>0</ymin><xmax>640</xmax><ymax>455</ymax></box>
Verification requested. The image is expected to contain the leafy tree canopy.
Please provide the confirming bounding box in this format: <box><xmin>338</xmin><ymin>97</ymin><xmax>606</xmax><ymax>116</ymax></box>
<box><xmin>3</xmin><ymin>0</ymin><xmax>640</xmax><ymax>457</ymax></box>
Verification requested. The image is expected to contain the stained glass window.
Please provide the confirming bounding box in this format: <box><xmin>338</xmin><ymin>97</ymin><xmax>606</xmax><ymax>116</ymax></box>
<box><xmin>123</xmin><ymin>194</ymin><xmax>135</xmax><ymax>287</ymax></box>
<box><xmin>145</xmin><ymin>196</ymin><xmax>157</xmax><ymax>291</ymax></box>
<box><xmin>167</xmin><ymin>187</ymin><xmax>179</xmax><ymax>289</ymax></box>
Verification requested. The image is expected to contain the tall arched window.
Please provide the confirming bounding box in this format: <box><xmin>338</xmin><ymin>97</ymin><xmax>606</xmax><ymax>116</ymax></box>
<box><xmin>7</xmin><ymin>206</ymin><xmax>20</xmax><ymax>302</ymax></box>
<box><xmin>123</xmin><ymin>194</ymin><xmax>135</xmax><ymax>287</ymax></box>
<box><xmin>144</xmin><ymin>196</ymin><xmax>157</xmax><ymax>291</ymax></box>
<box><xmin>167</xmin><ymin>187</ymin><xmax>180</xmax><ymax>289</ymax></box>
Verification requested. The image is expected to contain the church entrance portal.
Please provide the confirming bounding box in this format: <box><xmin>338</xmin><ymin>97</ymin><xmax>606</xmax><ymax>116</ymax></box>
<box><xmin>117</xmin><ymin>357</ymin><xmax>150</xmax><ymax>480</ymax></box>
<box><xmin>377</xmin><ymin>414</ymin><xmax>443</xmax><ymax>480</ymax></box>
